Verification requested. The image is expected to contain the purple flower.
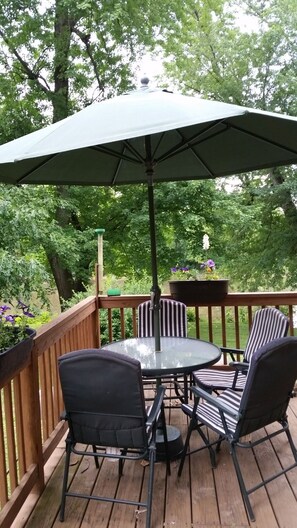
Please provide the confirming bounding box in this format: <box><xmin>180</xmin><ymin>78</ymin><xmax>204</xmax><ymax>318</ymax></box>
<box><xmin>17</xmin><ymin>300</ymin><xmax>29</xmax><ymax>309</ymax></box>
<box><xmin>171</xmin><ymin>266</ymin><xmax>190</xmax><ymax>273</ymax></box>
<box><xmin>23</xmin><ymin>310</ymin><xmax>34</xmax><ymax>318</ymax></box>
<box><xmin>5</xmin><ymin>315</ymin><xmax>16</xmax><ymax>323</ymax></box>
<box><xmin>0</xmin><ymin>305</ymin><xmax>11</xmax><ymax>313</ymax></box>
<box><xmin>0</xmin><ymin>300</ymin><xmax>35</xmax><ymax>326</ymax></box>
<box><xmin>206</xmin><ymin>259</ymin><xmax>215</xmax><ymax>269</ymax></box>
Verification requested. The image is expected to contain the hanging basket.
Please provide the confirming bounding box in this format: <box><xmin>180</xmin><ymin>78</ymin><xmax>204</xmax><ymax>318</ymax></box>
<box><xmin>0</xmin><ymin>328</ymin><xmax>36</xmax><ymax>387</ymax></box>
<box><xmin>169</xmin><ymin>279</ymin><xmax>229</xmax><ymax>304</ymax></box>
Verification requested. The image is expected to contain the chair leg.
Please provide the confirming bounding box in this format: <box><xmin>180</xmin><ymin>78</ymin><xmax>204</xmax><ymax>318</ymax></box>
<box><xmin>216</xmin><ymin>435</ymin><xmax>223</xmax><ymax>452</ymax></box>
<box><xmin>160</xmin><ymin>405</ymin><xmax>171</xmax><ymax>475</ymax></box>
<box><xmin>285</xmin><ymin>427</ymin><xmax>297</xmax><ymax>463</ymax></box>
<box><xmin>59</xmin><ymin>440</ymin><xmax>72</xmax><ymax>522</ymax></box>
<box><xmin>173</xmin><ymin>374</ymin><xmax>189</xmax><ymax>403</ymax></box>
<box><xmin>196</xmin><ymin>424</ymin><xmax>217</xmax><ymax>469</ymax></box>
<box><xmin>119</xmin><ymin>449</ymin><xmax>127</xmax><ymax>476</ymax></box>
<box><xmin>229</xmin><ymin>442</ymin><xmax>255</xmax><ymax>522</ymax></box>
<box><xmin>146</xmin><ymin>446</ymin><xmax>156</xmax><ymax>528</ymax></box>
<box><xmin>178</xmin><ymin>417</ymin><xmax>194</xmax><ymax>476</ymax></box>
<box><xmin>92</xmin><ymin>445</ymin><xmax>99</xmax><ymax>468</ymax></box>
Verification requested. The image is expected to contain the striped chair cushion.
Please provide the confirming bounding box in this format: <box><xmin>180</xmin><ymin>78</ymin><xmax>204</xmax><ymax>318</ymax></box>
<box><xmin>194</xmin><ymin>368</ymin><xmax>248</xmax><ymax>391</ymax></box>
<box><xmin>182</xmin><ymin>388</ymin><xmax>242</xmax><ymax>435</ymax></box>
<box><xmin>244</xmin><ymin>307</ymin><xmax>289</xmax><ymax>362</ymax></box>
<box><xmin>193</xmin><ymin>307</ymin><xmax>289</xmax><ymax>392</ymax></box>
<box><xmin>138</xmin><ymin>299</ymin><xmax>187</xmax><ymax>338</ymax></box>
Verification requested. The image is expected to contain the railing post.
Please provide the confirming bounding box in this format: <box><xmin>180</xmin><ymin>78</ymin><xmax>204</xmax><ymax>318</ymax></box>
<box><xmin>21</xmin><ymin>342</ymin><xmax>45</xmax><ymax>492</ymax></box>
<box><xmin>95</xmin><ymin>264</ymin><xmax>100</xmax><ymax>348</ymax></box>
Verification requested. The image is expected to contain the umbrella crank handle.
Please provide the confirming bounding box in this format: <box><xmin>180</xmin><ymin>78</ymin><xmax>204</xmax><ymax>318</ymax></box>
<box><xmin>150</xmin><ymin>287</ymin><xmax>161</xmax><ymax>311</ymax></box>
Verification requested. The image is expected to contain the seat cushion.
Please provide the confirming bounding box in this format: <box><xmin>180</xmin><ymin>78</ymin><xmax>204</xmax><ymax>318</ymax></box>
<box><xmin>182</xmin><ymin>388</ymin><xmax>242</xmax><ymax>435</ymax></box>
<box><xmin>193</xmin><ymin>368</ymin><xmax>247</xmax><ymax>391</ymax></box>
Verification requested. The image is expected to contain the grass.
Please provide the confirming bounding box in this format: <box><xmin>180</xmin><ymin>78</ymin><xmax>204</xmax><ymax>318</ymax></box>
<box><xmin>188</xmin><ymin>319</ymin><xmax>250</xmax><ymax>349</ymax></box>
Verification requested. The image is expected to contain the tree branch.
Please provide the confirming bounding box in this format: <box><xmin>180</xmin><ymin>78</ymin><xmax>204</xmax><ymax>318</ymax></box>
<box><xmin>72</xmin><ymin>27</ymin><xmax>104</xmax><ymax>94</ymax></box>
<box><xmin>0</xmin><ymin>27</ymin><xmax>51</xmax><ymax>95</ymax></box>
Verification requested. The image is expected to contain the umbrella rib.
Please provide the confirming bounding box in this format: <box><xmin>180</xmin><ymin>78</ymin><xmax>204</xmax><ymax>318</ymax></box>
<box><xmin>155</xmin><ymin>125</ymin><xmax>223</xmax><ymax>178</ymax></box>
<box><xmin>156</xmin><ymin>121</ymin><xmax>226</xmax><ymax>163</ymax></box>
<box><xmin>91</xmin><ymin>143</ymin><xmax>143</xmax><ymax>164</ymax></box>
<box><xmin>151</xmin><ymin>131</ymin><xmax>166</xmax><ymax>160</ymax></box>
<box><xmin>92</xmin><ymin>141</ymin><xmax>144</xmax><ymax>186</ymax></box>
<box><xmin>122</xmin><ymin>140</ymin><xmax>145</xmax><ymax>163</ymax></box>
<box><xmin>15</xmin><ymin>154</ymin><xmax>58</xmax><ymax>184</ymax></box>
<box><xmin>230</xmin><ymin>122</ymin><xmax>297</xmax><ymax>155</ymax></box>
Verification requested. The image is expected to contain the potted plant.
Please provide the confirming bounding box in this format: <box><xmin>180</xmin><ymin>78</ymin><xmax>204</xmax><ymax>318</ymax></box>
<box><xmin>0</xmin><ymin>301</ymin><xmax>36</xmax><ymax>386</ymax></box>
<box><xmin>169</xmin><ymin>235</ymin><xmax>229</xmax><ymax>304</ymax></box>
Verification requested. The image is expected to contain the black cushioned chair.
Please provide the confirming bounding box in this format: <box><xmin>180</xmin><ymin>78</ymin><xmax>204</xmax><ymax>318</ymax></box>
<box><xmin>138</xmin><ymin>298</ymin><xmax>189</xmax><ymax>403</ymax></box>
<box><xmin>178</xmin><ymin>336</ymin><xmax>297</xmax><ymax>522</ymax></box>
<box><xmin>193</xmin><ymin>307</ymin><xmax>289</xmax><ymax>393</ymax></box>
<box><xmin>58</xmin><ymin>348</ymin><xmax>170</xmax><ymax>528</ymax></box>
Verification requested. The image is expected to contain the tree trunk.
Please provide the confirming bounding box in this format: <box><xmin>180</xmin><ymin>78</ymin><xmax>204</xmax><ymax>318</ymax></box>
<box><xmin>45</xmin><ymin>1</ymin><xmax>78</xmax><ymax>306</ymax></box>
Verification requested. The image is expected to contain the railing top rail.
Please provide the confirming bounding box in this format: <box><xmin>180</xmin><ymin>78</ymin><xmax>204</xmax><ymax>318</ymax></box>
<box><xmin>34</xmin><ymin>296</ymin><xmax>97</xmax><ymax>354</ymax></box>
<box><xmin>97</xmin><ymin>292</ymin><xmax>297</xmax><ymax>309</ymax></box>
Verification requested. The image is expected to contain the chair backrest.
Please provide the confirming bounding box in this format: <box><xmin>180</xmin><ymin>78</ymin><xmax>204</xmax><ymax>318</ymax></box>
<box><xmin>236</xmin><ymin>336</ymin><xmax>297</xmax><ymax>439</ymax></box>
<box><xmin>244</xmin><ymin>307</ymin><xmax>289</xmax><ymax>363</ymax></box>
<box><xmin>58</xmin><ymin>349</ymin><xmax>147</xmax><ymax>449</ymax></box>
<box><xmin>138</xmin><ymin>299</ymin><xmax>187</xmax><ymax>338</ymax></box>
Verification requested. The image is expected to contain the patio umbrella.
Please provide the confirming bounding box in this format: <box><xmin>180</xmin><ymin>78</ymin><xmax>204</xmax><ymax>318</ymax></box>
<box><xmin>1</xmin><ymin>78</ymin><xmax>297</xmax><ymax>350</ymax></box>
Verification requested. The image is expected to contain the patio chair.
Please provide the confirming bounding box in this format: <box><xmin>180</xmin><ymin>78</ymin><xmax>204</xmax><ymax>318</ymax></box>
<box><xmin>58</xmin><ymin>348</ymin><xmax>170</xmax><ymax>528</ymax></box>
<box><xmin>138</xmin><ymin>298</ymin><xmax>187</xmax><ymax>338</ymax></box>
<box><xmin>178</xmin><ymin>336</ymin><xmax>297</xmax><ymax>522</ymax></box>
<box><xmin>138</xmin><ymin>298</ymin><xmax>189</xmax><ymax>403</ymax></box>
<box><xmin>193</xmin><ymin>307</ymin><xmax>289</xmax><ymax>393</ymax></box>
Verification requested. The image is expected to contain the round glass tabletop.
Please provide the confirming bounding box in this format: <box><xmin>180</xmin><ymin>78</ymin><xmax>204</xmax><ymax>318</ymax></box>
<box><xmin>102</xmin><ymin>336</ymin><xmax>221</xmax><ymax>376</ymax></box>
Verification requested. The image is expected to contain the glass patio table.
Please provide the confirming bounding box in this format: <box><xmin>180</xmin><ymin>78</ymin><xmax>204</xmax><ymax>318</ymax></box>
<box><xmin>102</xmin><ymin>336</ymin><xmax>221</xmax><ymax>376</ymax></box>
<box><xmin>102</xmin><ymin>336</ymin><xmax>221</xmax><ymax>459</ymax></box>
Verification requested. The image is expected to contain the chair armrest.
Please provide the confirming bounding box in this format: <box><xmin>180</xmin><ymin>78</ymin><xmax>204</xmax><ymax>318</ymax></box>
<box><xmin>146</xmin><ymin>385</ymin><xmax>166</xmax><ymax>428</ymax></box>
<box><xmin>190</xmin><ymin>386</ymin><xmax>241</xmax><ymax>420</ymax></box>
<box><xmin>221</xmin><ymin>347</ymin><xmax>245</xmax><ymax>362</ymax></box>
<box><xmin>229</xmin><ymin>361</ymin><xmax>249</xmax><ymax>373</ymax></box>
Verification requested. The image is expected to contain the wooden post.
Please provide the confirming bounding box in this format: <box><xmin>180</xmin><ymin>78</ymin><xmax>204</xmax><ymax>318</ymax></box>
<box><xmin>95</xmin><ymin>228</ymin><xmax>105</xmax><ymax>294</ymax></box>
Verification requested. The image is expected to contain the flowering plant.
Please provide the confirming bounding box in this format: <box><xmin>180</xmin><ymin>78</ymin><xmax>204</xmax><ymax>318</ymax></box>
<box><xmin>0</xmin><ymin>301</ymin><xmax>35</xmax><ymax>354</ymax></box>
<box><xmin>170</xmin><ymin>265</ymin><xmax>192</xmax><ymax>280</ymax></box>
<box><xmin>170</xmin><ymin>234</ymin><xmax>219</xmax><ymax>281</ymax></box>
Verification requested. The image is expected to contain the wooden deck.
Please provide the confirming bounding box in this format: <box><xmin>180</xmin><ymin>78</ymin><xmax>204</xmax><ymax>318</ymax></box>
<box><xmin>11</xmin><ymin>392</ymin><xmax>297</xmax><ymax>528</ymax></box>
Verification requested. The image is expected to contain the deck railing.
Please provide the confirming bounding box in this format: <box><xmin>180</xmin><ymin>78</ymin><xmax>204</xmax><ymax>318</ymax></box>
<box><xmin>0</xmin><ymin>291</ymin><xmax>296</xmax><ymax>527</ymax></box>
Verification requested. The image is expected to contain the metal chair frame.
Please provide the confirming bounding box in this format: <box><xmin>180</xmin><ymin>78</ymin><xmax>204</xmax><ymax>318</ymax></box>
<box><xmin>179</xmin><ymin>337</ymin><xmax>297</xmax><ymax>522</ymax></box>
<box><xmin>58</xmin><ymin>349</ymin><xmax>170</xmax><ymax>528</ymax></box>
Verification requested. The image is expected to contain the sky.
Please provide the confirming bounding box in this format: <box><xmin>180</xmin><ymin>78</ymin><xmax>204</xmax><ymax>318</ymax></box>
<box><xmin>135</xmin><ymin>53</ymin><xmax>164</xmax><ymax>88</ymax></box>
<box><xmin>134</xmin><ymin>9</ymin><xmax>258</xmax><ymax>89</ymax></box>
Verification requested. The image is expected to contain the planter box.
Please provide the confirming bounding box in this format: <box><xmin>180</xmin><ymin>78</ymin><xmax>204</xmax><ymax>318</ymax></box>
<box><xmin>169</xmin><ymin>279</ymin><xmax>229</xmax><ymax>304</ymax></box>
<box><xmin>0</xmin><ymin>328</ymin><xmax>36</xmax><ymax>387</ymax></box>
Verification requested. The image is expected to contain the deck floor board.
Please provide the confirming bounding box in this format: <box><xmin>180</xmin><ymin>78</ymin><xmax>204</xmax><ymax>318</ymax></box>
<box><xmin>12</xmin><ymin>390</ymin><xmax>297</xmax><ymax>528</ymax></box>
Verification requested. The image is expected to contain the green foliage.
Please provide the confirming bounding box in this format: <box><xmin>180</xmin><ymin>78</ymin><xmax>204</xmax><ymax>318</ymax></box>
<box><xmin>0</xmin><ymin>0</ymin><xmax>187</xmax><ymax>304</ymax></box>
<box><xmin>160</xmin><ymin>0</ymin><xmax>297</xmax><ymax>293</ymax></box>
<box><xmin>0</xmin><ymin>301</ymin><xmax>35</xmax><ymax>353</ymax></box>
<box><xmin>99</xmin><ymin>308</ymin><xmax>133</xmax><ymax>345</ymax></box>
<box><xmin>1</xmin><ymin>0</ymin><xmax>297</xmax><ymax>302</ymax></box>
<box><xmin>0</xmin><ymin>184</ymin><xmax>54</xmax><ymax>303</ymax></box>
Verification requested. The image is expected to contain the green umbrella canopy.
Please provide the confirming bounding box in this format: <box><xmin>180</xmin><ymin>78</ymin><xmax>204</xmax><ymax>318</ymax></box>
<box><xmin>0</xmin><ymin>83</ymin><xmax>297</xmax><ymax>184</ymax></box>
<box><xmin>1</xmin><ymin>79</ymin><xmax>297</xmax><ymax>349</ymax></box>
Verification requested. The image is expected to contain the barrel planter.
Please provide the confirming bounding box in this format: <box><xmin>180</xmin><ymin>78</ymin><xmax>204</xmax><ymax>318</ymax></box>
<box><xmin>0</xmin><ymin>327</ymin><xmax>36</xmax><ymax>387</ymax></box>
<box><xmin>169</xmin><ymin>279</ymin><xmax>229</xmax><ymax>304</ymax></box>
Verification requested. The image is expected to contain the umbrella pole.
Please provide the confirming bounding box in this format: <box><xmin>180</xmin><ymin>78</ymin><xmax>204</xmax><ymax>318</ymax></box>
<box><xmin>146</xmin><ymin>161</ymin><xmax>161</xmax><ymax>352</ymax></box>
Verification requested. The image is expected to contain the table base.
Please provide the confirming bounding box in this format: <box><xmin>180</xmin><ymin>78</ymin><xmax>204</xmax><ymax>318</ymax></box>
<box><xmin>156</xmin><ymin>425</ymin><xmax>184</xmax><ymax>461</ymax></box>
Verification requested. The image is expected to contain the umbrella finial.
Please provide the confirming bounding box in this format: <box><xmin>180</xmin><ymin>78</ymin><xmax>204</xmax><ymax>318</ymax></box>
<box><xmin>140</xmin><ymin>75</ymin><xmax>150</xmax><ymax>89</ymax></box>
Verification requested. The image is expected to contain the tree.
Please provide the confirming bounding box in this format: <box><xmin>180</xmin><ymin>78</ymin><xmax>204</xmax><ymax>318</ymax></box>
<box><xmin>160</xmin><ymin>0</ymin><xmax>297</xmax><ymax>290</ymax></box>
<box><xmin>0</xmin><ymin>184</ymin><xmax>52</xmax><ymax>302</ymax></box>
<box><xmin>0</xmin><ymin>0</ymin><xmax>186</xmax><ymax>305</ymax></box>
